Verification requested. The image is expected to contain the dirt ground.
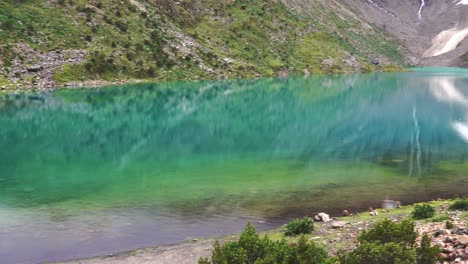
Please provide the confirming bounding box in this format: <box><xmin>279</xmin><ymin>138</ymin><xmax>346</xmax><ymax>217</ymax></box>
<box><xmin>58</xmin><ymin>200</ymin><xmax>467</xmax><ymax>264</ymax></box>
<box><xmin>59</xmin><ymin>240</ymin><xmax>215</xmax><ymax>264</ymax></box>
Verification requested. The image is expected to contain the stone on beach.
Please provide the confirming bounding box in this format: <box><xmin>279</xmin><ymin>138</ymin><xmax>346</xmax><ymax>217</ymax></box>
<box><xmin>314</xmin><ymin>212</ymin><xmax>331</xmax><ymax>222</ymax></box>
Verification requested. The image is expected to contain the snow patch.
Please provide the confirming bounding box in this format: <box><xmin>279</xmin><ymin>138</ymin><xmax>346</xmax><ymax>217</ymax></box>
<box><xmin>455</xmin><ymin>0</ymin><xmax>468</xmax><ymax>5</ymax></box>
<box><xmin>423</xmin><ymin>27</ymin><xmax>468</xmax><ymax>57</ymax></box>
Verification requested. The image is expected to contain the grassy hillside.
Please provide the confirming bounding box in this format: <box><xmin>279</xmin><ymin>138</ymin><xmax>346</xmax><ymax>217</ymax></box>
<box><xmin>0</xmin><ymin>0</ymin><xmax>408</xmax><ymax>90</ymax></box>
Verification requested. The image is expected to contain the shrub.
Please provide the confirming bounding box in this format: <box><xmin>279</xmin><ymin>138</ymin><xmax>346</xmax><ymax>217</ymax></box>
<box><xmin>416</xmin><ymin>234</ymin><xmax>440</xmax><ymax>264</ymax></box>
<box><xmin>341</xmin><ymin>220</ymin><xmax>439</xmax><ymax>264</ymax></box>
<box><xmin>449</xmin><ymin>199</ymin><xmax>468</xmax><ymax>211</ymax></box>
<box><xmin>284</xmin><ymin>217</ymin><xmax>314</xmax><ymax>236</ymax></box>
<box><xmin>430</xmin><ymin>216</ymin><xmax>449</xmax><ymax>222</ymax></box>
<box><xmin>412</xmin><ymin>204</ymin><xmax>435</xmax><ymax>219</ymax></box>
<box><xmin>358</xmin><ymin>219</ymin><xmax>416</xmax><ymax>246</ymax></box>
<box><xmin>445</xmin><ymin>220</ymin><xmax>454</xmax><ymax>229</ymax></box>
<box><xmin>339</xmin><ymin>242</ymin><xmax>417</xmax><ymax>264</ymax></box>
<box><xmin>199</xmin><ymin>223</ymin><xmax>328</xmax><ymax>264</ymax></box>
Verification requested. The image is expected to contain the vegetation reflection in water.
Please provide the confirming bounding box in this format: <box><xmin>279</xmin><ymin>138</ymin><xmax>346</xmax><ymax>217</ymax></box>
<box><xmin>1</xmin><ymin>71</ymin><xmax>468</xmax><ymax>219</ymax></box>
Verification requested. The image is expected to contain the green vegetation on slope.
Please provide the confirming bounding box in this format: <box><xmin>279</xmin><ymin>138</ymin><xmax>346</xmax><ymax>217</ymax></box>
<box><xmin>0</xmin><ymin>0</ymin><xmax>408</xmax><ymax>88</ymax></box>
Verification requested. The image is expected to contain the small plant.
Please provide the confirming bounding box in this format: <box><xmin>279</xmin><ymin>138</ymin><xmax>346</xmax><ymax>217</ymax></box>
<box><xmin>449</xmin><ymin>199</ymin><xmax>468</xmax><ymax>211</ymax></box>
<box><xmin>284</xmin><ymin>217</ymin><xmax>314</xmax><ymax>236</ymax></box>
<box><xmin>417</xmin><ymin>233</ymin><xmax>440</xmax><ymax>264</ymax></box>
<box><xmin>430</xmin><ymin>216</ymin><xmax>449</xmax><ymax>222</ymax></box>
<box><xmin>412</xmin><ymin>204</ymin><xmax>435</xmax><ymax>219</ymax></box>
<box><xmin>445</xmin><ymin>220</ymin><xmax>454</xmax><ymax>229</ymax></box>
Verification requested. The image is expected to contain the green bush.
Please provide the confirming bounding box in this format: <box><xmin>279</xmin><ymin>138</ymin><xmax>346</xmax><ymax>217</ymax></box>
<box><xmin>445</xmin><ymin>220</ymin><xmax>454</xmax><ymax>229</ymax></box>
<box><xmin>339</xmin><ymin>242</ymin><xmax>417</xmax><ymax>264</ymax></box>
<box><xmin>341</xmin><ymin>219</ymin><xmax>439</xmax><ymax>264</ymax></box>
<box><xmin>412</xmin><ymin>204</ymin><xmax>435</xmax><ymax>219</ymax></box>
<box><xmin>284</xmin><ymin>217</ymin><xmax>314</xmax><ymax>236</ymax></box>
<box><xmin>359</xmin><ymin>219</ymin><xmax>417</xmax><ymax>246</ymax></box>
<box><xmin>199</xmin><ymin>223</ymin><xmax>328</xmax><ymax>264</ymax></box>
<box><xmin>449</xmin><ymin>199</ymin><xmax>468</xmax><ymax>211</ymax></box>
<box><xmin>430</xmin><ymin>216</ymin><xmax>449</xmax><ymax>223</ymax></box>
<box><xmin>416</xmin><ymin>234</ymin><xmax>440</xmax><ymax>264</ymax></box>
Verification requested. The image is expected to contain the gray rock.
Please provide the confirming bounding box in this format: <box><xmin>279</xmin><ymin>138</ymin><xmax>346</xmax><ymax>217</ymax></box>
<box><xmin>332</xmin><ymin>221</ymin><xmax>349</xmax><ymax>229</ymax></box>
<box><xmin>27</xmin><ymin>65</ymin><xmax>43</xmax><ymax>72</ymax></box>
<box><xmin>382</xmin><ymin>200</ymin><xmax>398</xmax><ymax>209</ymax></box>
<box><xmin>318</xmin><ymin>212</ymin><xmax>331</xmax><ymax>222</ymax></box>
<box><xmin>278</xmin><ymin>68</ymin><xmax>290</xmax><ymax>78</ymax></box>
<box><xmin>457</xmin><ymin>235</ymin><xmax>468</xmax><ymax>245</ymax></box>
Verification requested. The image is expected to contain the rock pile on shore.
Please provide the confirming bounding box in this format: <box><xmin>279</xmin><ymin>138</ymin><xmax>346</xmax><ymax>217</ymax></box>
<box><xmin>415</xmin><ymin>209</ymin><xmax>468</xmax><ymax>263</ymax></box>
<box><xmin>3</xmin><ymin>43</ymin><xmax>87</xmax><ymax>91</ymax></box>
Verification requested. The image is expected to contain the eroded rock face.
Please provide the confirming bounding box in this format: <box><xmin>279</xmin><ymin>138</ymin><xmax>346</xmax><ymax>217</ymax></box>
<box><xmin>6</xmin><ymin>43</ymin><xmax>87</xmax><ymax>90</ymax></box>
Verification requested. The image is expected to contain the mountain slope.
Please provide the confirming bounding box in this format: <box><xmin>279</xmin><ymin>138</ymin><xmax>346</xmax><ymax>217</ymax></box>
<box><xmin>0</xmin><ymin>0</ymin><xmax>409</xmax><ymax>90</ymax></box>
<box><xmin>343</xmin><ymin>0</ymin><xmax>468</xmax><ymax>67</ymax></box>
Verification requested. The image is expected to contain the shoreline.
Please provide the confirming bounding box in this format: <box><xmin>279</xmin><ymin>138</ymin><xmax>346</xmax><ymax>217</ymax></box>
<box><xmin>56</xmin><ymin>198</ymin><xmax>467</xmax><ymax>264</ymax></box>
<box><xmin>0</xmin><ymin>65</ymin><xmax>412</xmax><ymax>95</ymax></box>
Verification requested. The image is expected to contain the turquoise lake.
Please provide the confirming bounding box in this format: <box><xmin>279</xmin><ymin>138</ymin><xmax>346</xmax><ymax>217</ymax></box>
<box><xmin>1</xmin><ymin>69</ymin><xmax>468</xmax><ymax>263</ymax></box>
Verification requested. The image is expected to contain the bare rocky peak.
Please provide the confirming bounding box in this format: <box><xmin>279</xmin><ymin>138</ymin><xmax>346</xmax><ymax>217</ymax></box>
<box><xmin>342</xmin><ymin>0</ymin><xmax>468</xmax><ymax>67</ymax></box>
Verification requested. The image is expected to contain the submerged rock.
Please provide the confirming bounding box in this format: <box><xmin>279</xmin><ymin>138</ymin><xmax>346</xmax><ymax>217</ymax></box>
<box><xmin>382</xmin><ymin>200</ymin><xmax>399</xmax><ymax>209</ymax></box>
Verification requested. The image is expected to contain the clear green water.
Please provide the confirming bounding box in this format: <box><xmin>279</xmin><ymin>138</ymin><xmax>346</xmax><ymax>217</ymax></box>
<box><xmin>1</xmin><ymin>70</ymin><xmax>468</xmax><ymax>263</ymax></box>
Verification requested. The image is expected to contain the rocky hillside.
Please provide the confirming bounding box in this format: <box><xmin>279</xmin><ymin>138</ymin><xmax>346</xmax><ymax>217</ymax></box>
<box><xmin>0</xmin><ymin>0</ymin><xmax>410</xmax><ymax>91</ymax></box>
<box><xmin>346</xmin><ymin>0</ymin><xmax>468</xmax><ymax>67</ymax></box>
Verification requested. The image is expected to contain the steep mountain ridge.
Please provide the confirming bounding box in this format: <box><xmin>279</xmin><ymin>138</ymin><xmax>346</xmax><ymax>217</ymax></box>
<box><xmin>344</xmin><ymin>0</ymin><xmax>468</xmax><ymax>67</ymax></box>
<box><xmin>0</xmin><ymin>0</ymin><xmax>408</xmax><ymax>90</ymax></box>
<box><xmin>3</xmin><ymin>0</ymin><xmax>467</xmax><ymax>92</ymax></box>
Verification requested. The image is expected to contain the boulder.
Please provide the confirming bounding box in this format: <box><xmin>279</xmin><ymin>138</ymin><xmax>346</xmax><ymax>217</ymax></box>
<box><xmin>382</xmin><ymin>200</ymin><xmax>398</xmax><ymax>209</ymax></box>
<box><xmin>369</xmin><ymin>210</ymin><xmax>379</xmax><ymax>216</ymax></box>
<box><xmin>434</xmin><ymin>229</ymin><xmax>444</xmax><ymax>237</ymax></box>
<box><xmin>332</xmin><ymin>221</ymin><xmax>349</xmax><ymax>229</ymax></box>
<box><xmin>314</xmin><ymin>212</ymin><xmax>331</xmax><ymax>222</ymax></box>
<box><xmin>27</xmin><ymin>65</ymin><xmax>43</xmax><ymax>72</ymax></box>
<box><xmin>457</xmin><ymin>235</ymin><xmax>468</xmax><ymax>245</ymax></box>
<box><xmin>278</xmin><ymin>68</ymin><xmax>289</xmax><ymax>78</ymax></box>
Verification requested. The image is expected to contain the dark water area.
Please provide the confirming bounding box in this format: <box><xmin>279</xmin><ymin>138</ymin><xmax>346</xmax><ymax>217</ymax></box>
<box><xmin>0</xmin><ymin>69</ymin><xmax>468</xmax><ymax>263</ymax></box>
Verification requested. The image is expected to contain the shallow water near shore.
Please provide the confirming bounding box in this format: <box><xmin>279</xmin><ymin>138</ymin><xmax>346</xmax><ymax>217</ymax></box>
<box><xmin>1</xmin><ymin>69</ymin><xmax>468</xmax><ymax>263</ymax></box>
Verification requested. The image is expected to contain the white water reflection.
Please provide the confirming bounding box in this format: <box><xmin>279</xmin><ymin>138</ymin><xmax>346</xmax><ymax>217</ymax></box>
<box><xmin>2</xmin><ymin>71</ymin><xmax>468</xmax><ymax>263</ymax></box>
<box><xmin>429</xmin><ymin>75</ymin><xmax>468</xmax><ymax>142</ymax></box>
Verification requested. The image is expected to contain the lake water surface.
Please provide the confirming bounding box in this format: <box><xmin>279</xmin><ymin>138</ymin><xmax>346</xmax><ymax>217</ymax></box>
<box><xmin>1</xmin><ymin>69</ymin><xmax>468</xmax><ymax>263</ymax></box>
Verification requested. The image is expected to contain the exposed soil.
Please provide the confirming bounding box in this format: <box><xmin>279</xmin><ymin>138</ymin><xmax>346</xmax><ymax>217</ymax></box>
<box><xmin>58</xmin><ymin>200</ymin><xmax>468</xmax><ymax>264</ymax></box>
<box><xmin>57</xmin><ymin>240</ymin><xmax>216</xmax><ymax>264</ymax></box>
